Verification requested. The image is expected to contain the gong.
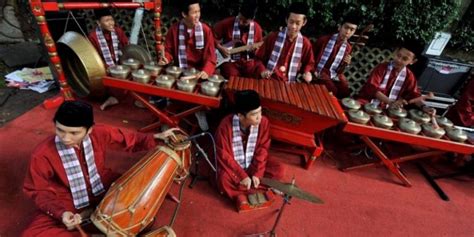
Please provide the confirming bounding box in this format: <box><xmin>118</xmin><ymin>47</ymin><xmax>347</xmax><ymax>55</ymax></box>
<box><xmin>120</xmin><ymin>44</ymin><xmax>152</xmax><ymax>65</ymax></box>
<box><xmin>57</xmin><ymin>31</ymin><xmax>106</xmax><ymax>98</ymax></box>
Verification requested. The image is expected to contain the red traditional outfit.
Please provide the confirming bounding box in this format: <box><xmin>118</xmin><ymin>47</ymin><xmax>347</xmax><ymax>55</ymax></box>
<box><xmin>357</xmin><ymin>62</ymin><xmax>421</xmax><ymax>106</ymax></box>
<box><xmin>164</xmin><ymin>21</ymin><xmax>216</xmax><ymax>76</ymax></box>
<box><xmin>22</xmin><ymin>124</ymin><xmax>157</xmax><ymax>237</ymax></box>
<box><xmin>446</xmin><ymin>79</ymin><xmax>474</xmax><ymax>127</ymax></box>
<box><xmin>88</xmin><ymin>26</ymin><xmax>129</xmax><ymax>66</ymax></box>
<box><xmin>215</xmin><ymin>115</ymin><xmax>285</xmax><ymax>199</ymax></box>
<box><xmin>214</xmin><ymin>16</ymin><xmax>263</xmax><ymax>78</ymax></box>
<box><xmin>313</xmin><ymin>34</ymin><xmax>353</xmax><ymax>98</ymax></box>
<box><xmin>255</xmin><ymin>31</ymin><xmax>315</xmax><ymax>82</ymax></box>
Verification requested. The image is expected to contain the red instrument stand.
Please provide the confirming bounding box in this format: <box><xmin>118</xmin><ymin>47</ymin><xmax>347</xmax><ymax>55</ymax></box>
<box><xmin>343</xmin><ymin>122</ymin><xmax>474</xmax><ymax>187</ymax></box>
<box><xmin>102</xmin><ymin>77</ymin><xmax>221</xmax><ymax>132</ymax></box>
<box><xmin>29</xmin><ymin>0</ymin><xmax>164</xmax><ymax>108</ymax></box>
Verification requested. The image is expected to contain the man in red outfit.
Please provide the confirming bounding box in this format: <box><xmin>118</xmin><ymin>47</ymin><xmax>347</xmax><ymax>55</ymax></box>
<box><xmin>446</xmin><ymin>78</ymin><xmax>473</xmax><ymax>127</ymax></box>
<box><xmin>255</xmin><ymin>2</ymin><xmax>315</xmax><ymax>83</ymax></box>
<box><xmin>88</xmin><ymin>8</ymin><xmax>129</xmax><ymax>111</ymax></box>
<box><xmin>313</xmin><ymin>15</ymin><xmax>359</xmax><ymax>98</ymax></box>
<box><xmin>214</xmin><ymin>0</ymin><xmax>263</xmax><ymax>78</ymax></box>
<box><xmin>357</xmin><ymin>40</ymin><xmax>434</xmax><ymax>114</ymax></box>
<box><xmin>160</xmin><ymin>0</ymin><xmax>216</xmax><ymax>79</ymax></box>
<box><xmin>215</xmin><ymin>90</ymin><xmax>285</xmax><ymax>209</ymax></box>
<box><xmin>22</xmin><ymin>101</ymin><xmax>176</xmax><ymax>236</ymax></box>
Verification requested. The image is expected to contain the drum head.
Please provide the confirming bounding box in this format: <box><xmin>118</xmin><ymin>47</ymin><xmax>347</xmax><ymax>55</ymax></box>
<box><xmin>120</xmin><ymin>44</ymin><xmax>152</xmax><ymax>65</ymax></box>
<box><xmin>57</xmin><ymin>31</ymin><xmax>106</xmax><ymax>98</ymax></box>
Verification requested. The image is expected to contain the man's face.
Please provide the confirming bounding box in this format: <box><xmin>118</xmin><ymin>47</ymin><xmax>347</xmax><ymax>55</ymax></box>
<box><xmin>238</xmin><ymin>15</ymin><xmax>252</xmax><ymax>27</ymax></box>
<box><xmin>393</xmin><ymin>48</ymin><xmax>417</xmax><ymax>69</ymax></box>
<box><xmin>240</xmin><ymin>106</ymin><xmax>262</xmax><ymax>127</ymax></box>
<box><xmin>55</xmin><ymin>122</ymin><xmax>91</xmax><ymax>147</ymax></box>
<box><xmin>338</xmin><ymin>22</ymin><xmax>357</xmax><ymax>41</ymax></box>
<box><xmin>97</xmin><ymin>15</ymin><xmax>115</xmax><ymax>32</ymax></box>
<box><xmin>182</xmin><ymin>3</ymin><xmax>201</xmax><ymax>27</ymax></box>
<box><xmin>286</xmin><ymin>13</ymin><xmax>306</xmax><ymax>38</ymax></box>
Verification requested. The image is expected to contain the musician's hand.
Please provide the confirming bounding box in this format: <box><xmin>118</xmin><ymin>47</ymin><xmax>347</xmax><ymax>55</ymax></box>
<box><xmin>240</xmin><ymin>177</ymin><xmax>252</xmax><ymax>190</ymax></box>
<box><xmin>303</xmin><ymin>71</ymin><xmax>312</xmax><ymax>83</ymax></box>
<box><xmin>252</xmin><ymin>176</ymin><xmax>260</xmax><ymax>189</ymax></box>
<box><xmin>197</xmin><ymin>71</ymin><xmax>209</xmax><ymax>79</ymax></box>
<box><xmin>154</xmin><ymin>128</ymin><xmax>180</xmax><ymax>141</ymax></box>
<box><xmin>62</xmin><ymin>211</ymin><xmax>82</xmax><ymax>230</ymax></box>
<box><xmin>313</xmin><ymin>71</ymin><xmax>319</xmax><ymax>79</ymax></box>
<box><xmin>422</xmin><ymin>105</ymin><xmax>436</xmax><ymax>116</ymax></box>
<box><xmin>261</xmin><ymin>70</ymin><xmax>272</xmax><ymax>79</ymax></box>
<box><xmin>158</xmin><ymin>57</ymin><xmax>169</xmax><ymax>66</ymax></box>
<box><xmin>389</xmin><ymin>99</ymin><xmax>407</xmax><ymax>109</ymax></box>
<box><xmin>343</xmin><ymin>54</ymin><xmax>352</xmax><ymax>64</ymax></box>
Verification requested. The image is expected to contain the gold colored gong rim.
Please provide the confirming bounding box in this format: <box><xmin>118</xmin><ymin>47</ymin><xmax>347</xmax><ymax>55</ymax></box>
<box><xmin>57</xmin><ymin>31</ymin><xmax>106</xmax><ymax>98</ymax></box>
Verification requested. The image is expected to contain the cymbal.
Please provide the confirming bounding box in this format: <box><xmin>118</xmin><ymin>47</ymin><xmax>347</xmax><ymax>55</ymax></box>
<box><xmin>261</xmin><ymin>177</ymin><xmax>324</xmax><ymax>204</ymax></box>
<box><xmin>120</xmin><ymin>44</ymin><xmax>152</xmax><ymax>65</ymax></box>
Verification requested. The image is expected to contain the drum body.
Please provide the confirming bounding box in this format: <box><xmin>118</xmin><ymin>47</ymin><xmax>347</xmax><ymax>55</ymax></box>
<box><xmin>91</xmin><ymin>144</ymin><xmax>190</xmax><ymax>236</ymax></box>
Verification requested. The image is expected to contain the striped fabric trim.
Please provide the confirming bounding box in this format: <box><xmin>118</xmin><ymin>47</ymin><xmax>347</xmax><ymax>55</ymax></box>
<box><xmin>266</xmin><ymin>28</ymin><xmax>303</xmax><ymax>82</ymax></box>
<box><xmin>231</xmin><ymin>114</ymin><xmax>259</xmax><ymax>169</ymax></box>
<box><xmin>371</xmin><ymin>62</ymin><xmax>407</xmax><ymax>107</ymax></box>
<box><xmin>316</xmin><ymin>34</ymin><xmax>347</xmax><ymax>81</ymax></box>
<box><xmin>95</xmin><ymin>27</ymin><xmax>120</xmax><ymax>67</ymax></box>
<box><xmin>178</xmin><ymin>21</ymin><xmax>204</xmax><ymax>69</ymax></box>
<box><xmin>55</xmin><ymin>135</ymin><xmax>105</xmax><ymax>209</ymax></box>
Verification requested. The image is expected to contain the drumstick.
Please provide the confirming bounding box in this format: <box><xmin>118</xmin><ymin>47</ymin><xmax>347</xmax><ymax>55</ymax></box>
<box><xmin>431</xmin><ymin>115</ymin><xmax>440</xmax><ymax>129</ymax></box>
<box><xmin>75</xmin><ymin>224</ymin><xmax>87</xmax><ymax>237</ymax></box>
<box><xmin>408</xmin><ymin>92</ymin><xmax>434</xmax><ymax>105</ymax></box>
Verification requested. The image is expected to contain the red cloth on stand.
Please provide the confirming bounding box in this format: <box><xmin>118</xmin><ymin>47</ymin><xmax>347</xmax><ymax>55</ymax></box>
<box><xmin>164</xmin><ymin>22</ymin><xmax>216</xmax><ymax>76</ymax></box>
<box><xmin>313</xmin><ymin>34</ymin><xmax>353</xmax><ymax>98</ymax></box>
<box><xmin>214</xmin><ymin>17</ymin><xmax>263</xmax><ymax>78</ymax></box>
<box><xmin>254</xmin><ymin>31</ymin><xmax>315</xmax><ymax>82</ymax></box>
<box><xmin>357</xmin><ymin>62</ymin><xmax>421</xmax><ymax>105</ymax></box>
<box><xmin>215</xmin><ymin>115</ymin><xmax>285</xmax><ymax>199</ymax></box>
<box><xmin>22</xmin><ymin>125</ymin><xmax>157</xmax><ymax>237</ymax></box>
<box><xmin>88</xmin><ymin>26</ymin><xmax>129</xmax><ymax>65</ymax></box>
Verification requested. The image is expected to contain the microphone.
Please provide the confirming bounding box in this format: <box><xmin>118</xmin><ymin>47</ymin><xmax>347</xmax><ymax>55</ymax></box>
<box><xmin>180</xmin><ymin>132</ymin><xmax>207</xmax><ymax>142</ymax></box>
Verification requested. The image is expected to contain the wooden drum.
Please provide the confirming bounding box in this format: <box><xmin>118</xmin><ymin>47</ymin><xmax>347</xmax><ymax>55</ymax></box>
<box><xmin>91</xmin><ymin>141</ymin><xmax>191</xmax><ymax>236</ymax></box>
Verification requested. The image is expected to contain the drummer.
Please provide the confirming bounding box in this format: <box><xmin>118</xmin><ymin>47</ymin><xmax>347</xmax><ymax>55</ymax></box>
<box><xmin>215</xmin><ymin>90</ymin><xmax>285</xmax><ymax>210</ymax></box>
<box><xmin>88</xmin><ymin>8</ymin><xmax>129</xmax><ymax>111</ymax></box>
<box><xmin>357</xmin><ymin>40</ymin><xmax>435</xmax><ymax>114</ymax></box>
<box><xmin>22</xmin><ymin>101</ymin><xmax>177</xmax><ymax>236</ymax></box>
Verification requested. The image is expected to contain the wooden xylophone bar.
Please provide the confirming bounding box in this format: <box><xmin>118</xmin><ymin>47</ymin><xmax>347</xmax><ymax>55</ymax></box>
<box><xmin>226</xmin><ymin>77</ymin><xmax>347</xmax><ymax>169</ymax></box>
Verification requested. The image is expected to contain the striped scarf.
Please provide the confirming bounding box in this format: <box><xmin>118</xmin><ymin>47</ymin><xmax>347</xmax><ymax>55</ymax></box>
<box><xmin>95</xmin><ymin>27</ymin><xmax>120</xmax><ymax>67</ymax></box>
<box><xmin>231</xmin><ymin>114</ymin><xmax>259</xmax><ymax>169</ymax></box>
<box><xmin>316</xmin><ymin>34</ymin><xmax>347</xmax><ymax>81</ymax></box>
<box><xmin>371</xmin><ymin>62</ymin><xmax>407</xmax><ymax>107</ymax></box>
<box><xmin>178</xmin><ymin>21</ymin><xmax>204</xmax><ymax>69</ymax></box>
<box><xmin>232</xmin><ymin>16</ymin><xmax>255</xmax><ymax>60</ymax></box>
<box><xmin>266</xmin><ymin>28</ymin><xmax>303</xmax><ymax>82</ymax></box>
<box><xmin>55</xmin><ymin>135</ymin><xmax>105</xmax><ymax>209</ymax></box>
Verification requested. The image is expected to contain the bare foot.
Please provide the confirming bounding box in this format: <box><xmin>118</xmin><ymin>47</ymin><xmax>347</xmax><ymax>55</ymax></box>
<box><xmin>100</xmin><ymin>96</ymin><xmax>119</xmax><ymax>110</ymax></box>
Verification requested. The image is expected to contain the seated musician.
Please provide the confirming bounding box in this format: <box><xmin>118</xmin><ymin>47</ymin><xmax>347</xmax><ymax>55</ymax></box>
<box><xmin>446</xmin><ymin>78</ymin><xmax>473</xmax><ymax>128</ymax></box>
<box><xmin>88</xmin><ymin>8</ymin><xmax>129</xmax><ymax>111</ymax></box>
<box><xmin>357</xmin><ymin>40</ymin><xmax>435</xmax><ymax>114</ymax></box>
<box><xmin>213</xmin><ymin>0</ymin><xmax>263</xmax><ymax>78</ymax></box>
<box><xmin>215</xmin><ymin>90</ymin><xmax>285</xmax><ymax>210</ymax></box>
<box><xmin>254</xmin><ymin>2</ymin><xmax>315</xmax><ymax>83</ymax></box>
<box><xmin>22</xmin><ymin>101</ymin><xmax>176</xmax><ymax>236</ymax></box>
<box><xmin>159</xmin><ymin>0</ymin><xmax>216</xmax><ymax>131</ymax></box>
<box><xmin>159</xmin><ymin>0</ymin><xmax>216</xmax><ymax>79</ymax></box>
<box><xmin>313</xmin><ymin>14</ymin><xmax>360</xmax><ymax>98</ymax></box>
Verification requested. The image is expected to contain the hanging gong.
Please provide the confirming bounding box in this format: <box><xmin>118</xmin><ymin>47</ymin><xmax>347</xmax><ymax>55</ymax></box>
<box><xmin>57</xmin><ymin>31</ymin><xmax>106</xmax><ymax>98</ymax></box>
<box><xmin>120</xmin><ymin>44</ymin><xmax>152</xmax><ymax>65</ymax></box>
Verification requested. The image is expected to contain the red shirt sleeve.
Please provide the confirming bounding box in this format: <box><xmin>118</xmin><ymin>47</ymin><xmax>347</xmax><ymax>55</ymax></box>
<box><xmin>201</xmin><ymin>24</ymin><xmax>217</xmax><ymax>75</ymax></box>
<box><xmin>300</xmin><ymin>37</ymin><xmax>315</xmax><ymax>73</ymax></box>
<box><xmin>357</xmin><ymin>63</ymin><xmax>388</xmax><ymax>102</ymax></box>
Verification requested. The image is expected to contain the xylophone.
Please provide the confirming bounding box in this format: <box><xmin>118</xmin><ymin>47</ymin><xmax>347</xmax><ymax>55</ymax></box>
<box><xmin>226</xmin><ymin>77</ymin><xmax>347</xmax><ymax>169</ymax></box>
<box><xmin>339</xmin><ymin>100</ymin><xmax>474</xmax><ymax>187</ymax></box>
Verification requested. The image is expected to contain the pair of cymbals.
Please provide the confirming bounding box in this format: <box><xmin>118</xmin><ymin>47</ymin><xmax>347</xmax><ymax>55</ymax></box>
<box><xmin>261</xmin><ymin>177</ymin><xmax>323</xmax><ymax>204</ymax></box>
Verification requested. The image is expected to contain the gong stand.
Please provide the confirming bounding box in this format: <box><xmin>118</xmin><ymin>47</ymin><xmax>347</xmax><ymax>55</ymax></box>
<box><xmin>29</xmin><ymin>0</ymin><xmax>165</xmax><ymax>108</ymax></box>
<box><xmin>245</xmin><ymin>194</ymin><xmax>292</xmax><ymax>237</ymax></box>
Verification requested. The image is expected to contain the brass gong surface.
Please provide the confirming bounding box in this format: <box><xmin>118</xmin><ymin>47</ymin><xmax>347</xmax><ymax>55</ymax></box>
<box><xmin>120</xmin><ymin>44</ymin><xmax>152</xmax><ymax>66</ymax></box>
<box><xmin>57</xmin><ymin>31</ymin><xmax>106</xmax><ymax>98</ymax></box>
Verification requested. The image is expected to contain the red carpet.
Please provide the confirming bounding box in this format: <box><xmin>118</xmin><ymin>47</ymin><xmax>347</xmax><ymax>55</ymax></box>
<box><xmin>0</xmin><ymin>98</ymin><xmax>473</xmax><ymax>237</ymax></box>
